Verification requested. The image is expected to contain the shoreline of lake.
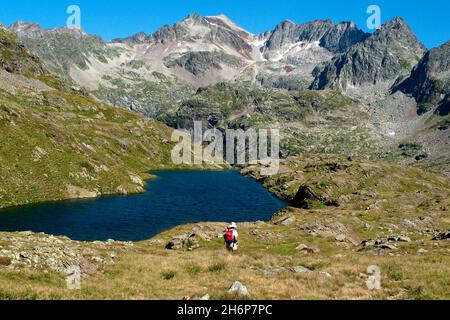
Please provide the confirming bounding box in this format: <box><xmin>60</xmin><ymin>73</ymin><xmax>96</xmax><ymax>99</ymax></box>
<box><xmin>0</xmin><ymin>170</ymin><xmax>287</xmax><ymax>242</ymax></box>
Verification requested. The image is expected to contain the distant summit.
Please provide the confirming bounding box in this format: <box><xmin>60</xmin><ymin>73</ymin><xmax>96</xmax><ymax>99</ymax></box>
<box><xmin>311</xmin><ymin>17</ymin><xmax>425</xmax><ymax>90</ymax></box>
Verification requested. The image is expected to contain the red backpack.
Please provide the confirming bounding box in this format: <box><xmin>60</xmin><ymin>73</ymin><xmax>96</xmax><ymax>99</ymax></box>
<box><xmin>224</xmin><ymin>230</ymin><xmax>234</xmax><ymax>243</ymax></box>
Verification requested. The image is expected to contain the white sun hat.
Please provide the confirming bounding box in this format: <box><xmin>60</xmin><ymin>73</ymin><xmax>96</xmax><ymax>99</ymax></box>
<box><xmin>229</xmin><ymin>222</ymin><xmax>237</xmax><ymax>229</ymax></box>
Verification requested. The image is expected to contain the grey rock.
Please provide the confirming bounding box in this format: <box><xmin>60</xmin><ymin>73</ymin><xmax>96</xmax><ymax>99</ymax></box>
<box><xmin>279</xmin><ymin>217</ymin><xmax>296</xmax><ymax>226</ymax></box>
<box><xmin>335</xmin><ymin>234</ymin><xmax>347</xmax><ymax>242</ymax></box>
<box><xmin>228</xmin><ymin>281</ymin><xmax>250</xmax><ymax>297</ymax></box>
<box><xmin>166</xmin><ymin>226</ymin><xmax>223</xmax><ymax>250</ymax></box>
<box><xmin>394</xmin><ymin>41</ymin><xmax>450</xmax><ymax>116</ymax></box>
<box><xmin>378</xmin><ymin>243</ymin><xmax>398</xmax><ymax>250</ymax></box>
<box><xmin>433</xmin><ymin>230</ymin><xmax>450</xmax><ymax>241</ymax></box>
<box><xmin>388</xmin><ymin>235</ymin><xmax>412</xmax><ymax>243</ymax></box>
<box><xmin>261</xmin><ymin>265</ymin><xmax>311</xmax><ymax>277</ymax></box>
<box><xmin>296</xmin><ymin>244</ymin><xmax>309</xmax><ymax>251</ymax></box>
<box><xmin>296</xmin><ymin>244</ymin><xmax>321</xmax><ymax>254</ymax></box>
<box><xmin>363</xmin><ymin>238</ymin><xmax>398</xmax><ymax>250</ymax></box>
<box><xmin>290</xmin><ymin>266</ymin><xmax>312</xmax><ymax>273</ymax></box>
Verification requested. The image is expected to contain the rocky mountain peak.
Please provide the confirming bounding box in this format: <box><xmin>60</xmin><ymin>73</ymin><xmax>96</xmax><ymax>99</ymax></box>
<box><xmin>10</xmin><ymin>21</ymin><xmax>89</xmax><ymax>39</ymax></box>
<box><xmin>382</xmin><ymin>17</ymin><xmax>410</xmax><ymax>30</ymax></box>
<box><xmin>210</xmin><ymin>13</ymin><xmax>244</xmax><ymax>27</ymax></box>
<box><xmin>311</xmin><ymin>17</ymin><xmax>425</xmax><ymax>90</ymax></box>
<box><xmin>368</xmin><ymin>17</ymin><xmax>425</xmax><ymax>53</ymax></box>
<box><xmin>261</xmin><ymin>18</ymin><xmax>368</xmax><ymax>62</ymax></box>
<box><xmin>280</xmin><ymin>19</ymin><xmax>296</xmax><ymax>27</ymax></box>
<box><xmin>205</xmin><ymin>14</ymin><xmax>253</xmax><ymax>39</ymax></box>
<box><xmin>312</xmin><ymin>19</ymin><xmax>333</xmax><ymax>26</ymax></box>
<box><xmin>185</xmin><ymin>12</ymin><xmax>203</xmax><ymax>23</ymax></box>
<box><xmin>151</xmin><ymin>12</ymin><xmax>254</xmax><ymax>61</ymax></box>
<box><xmin>151</xmin><ymin>13</ymin><xmax>209</xmax><ymax>44</ymax></box>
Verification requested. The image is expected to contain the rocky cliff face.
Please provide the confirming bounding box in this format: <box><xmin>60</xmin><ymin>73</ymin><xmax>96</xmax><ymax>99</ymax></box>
<box><xmin>393</xmin><ymin>40</ymin><xmax>450</xmax><ymax>115</ymax></box>
<box><xmin>311</xmin><ymin>18</ymin><xmax>425</xmax><ymax>90</ymax></box>
<box><xmin>261</xmin><ymin>19</ymin><xmax>368</xmax><ymax>60</ymax></box>
<box><xmin>0</xmin><ymin>27</ymin><xmax>45</xmax><ymax>76</ymax></box>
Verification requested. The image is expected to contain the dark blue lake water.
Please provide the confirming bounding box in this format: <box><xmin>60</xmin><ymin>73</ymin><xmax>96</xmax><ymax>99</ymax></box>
<box><xmin>0</xmin><ymin>170</ymin><xmax>287</xmax><ymax>242</ymax></box>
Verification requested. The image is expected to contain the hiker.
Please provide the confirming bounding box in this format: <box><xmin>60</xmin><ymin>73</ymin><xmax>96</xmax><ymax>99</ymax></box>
<box><xmin>224</xmin><ymin>222</ymin><xmax>238</xmax><ymax>252</ymax></box>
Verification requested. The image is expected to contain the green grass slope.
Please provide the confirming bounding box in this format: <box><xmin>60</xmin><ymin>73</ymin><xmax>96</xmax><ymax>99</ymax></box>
<box><xmin>0</xmin><ymin>29</ymin><xmax>177</xmax><ymax>209</ymax></box>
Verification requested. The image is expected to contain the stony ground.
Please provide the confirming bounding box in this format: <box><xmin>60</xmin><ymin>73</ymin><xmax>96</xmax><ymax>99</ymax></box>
<box><xmin>0</xmin><ymin>216</ymin><xmax>448</xmax><ymax>300</ymax></box>
<box><xmin>0</xmin><ymin>155</ymin><xmax>448</xmax><ymax>300</ymax></box>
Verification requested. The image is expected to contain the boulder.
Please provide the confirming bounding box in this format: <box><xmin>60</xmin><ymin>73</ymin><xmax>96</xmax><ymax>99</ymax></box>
<box><xmin>165</xmin><ymin>232</ymin><xmax>200</xmax><ymax>250</ymax></box>
<box><xmin>292</xmin><ymin>185</ymin><xmax>324</xmax><ymax>209</ymax></box>
<box><xmin>278</xmin><ymin>217</ymin><xmax>296</xmax><ymax>226</ymax></box>
<box><xmin>362</xmin><ymin>239</ymin><xmax>398</xmax><ymax>250</ymax></box>
<box><xmin>296</xmin><ymin>244</ymin><xmax>320</xmax><ymax>254</ymax></box>
<box><xmin>129</xmin><ymin>174</ymin><xmax>144</xmax><ymax>187</ymax></box>
<box><xmin>378</xmin><ymin>243</ymin><xmax>398</xmax><ymax>250</ymax></box>
<box><xmin>388</xmin><ymin>235</ymin><xmax>412</xmax><ymax>243</ymax></box>
<box><xmin>272</xmin><ymin>211</ymin><xmax>296</xmax><ymax>226</ymax></box>
<box><xmin>228</xmin><ymin>281</ymin><xmax>250</xmax><ymax>297</ymax></box>
<box><xmin>290</xmin><ymin>266</ymin><xmax>312</xmax><ymax>273</ymax></box>
<box><xmin>67</xmin><ymin>185</ymin><xmax>99</xmax><ymax>199</ymax></box>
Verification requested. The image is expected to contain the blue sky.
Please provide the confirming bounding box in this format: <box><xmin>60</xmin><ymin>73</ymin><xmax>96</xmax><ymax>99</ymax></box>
<box><xmin>0</xmin><ymin>0</ymin><xmax>448</xmax><ymax>48</ymax></box>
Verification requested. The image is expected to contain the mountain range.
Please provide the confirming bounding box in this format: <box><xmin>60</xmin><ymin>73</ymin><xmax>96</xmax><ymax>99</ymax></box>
<box><xmin>2</xmin><ymin>13</ymin><xmax>450</xmax><ymax>175</ymax></box>
<box><xmin>8</xmin><ymin>14</ymin><xmax>373</xmax><ymax>95</ymax></box>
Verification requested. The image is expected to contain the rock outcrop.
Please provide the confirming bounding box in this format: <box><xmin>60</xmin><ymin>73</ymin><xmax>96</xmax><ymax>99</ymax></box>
<box><xmin>433</xmin><ymin>230</ymin><xmax>450</xmax><ymax>240</ymax></box>
<box><xmin>0</xmin><ymin>28</ymin><xmax>45</xmax><ymax>76</ymax></box>
<box><xmin>0</xmin><ymin>232</ymin><xmax>133</xmax><ymax>274</ymax></box>
<box><xmin>165</xmin><ymin>225</ymin><xmax>223</xmax><ymax>250</ymax></box>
